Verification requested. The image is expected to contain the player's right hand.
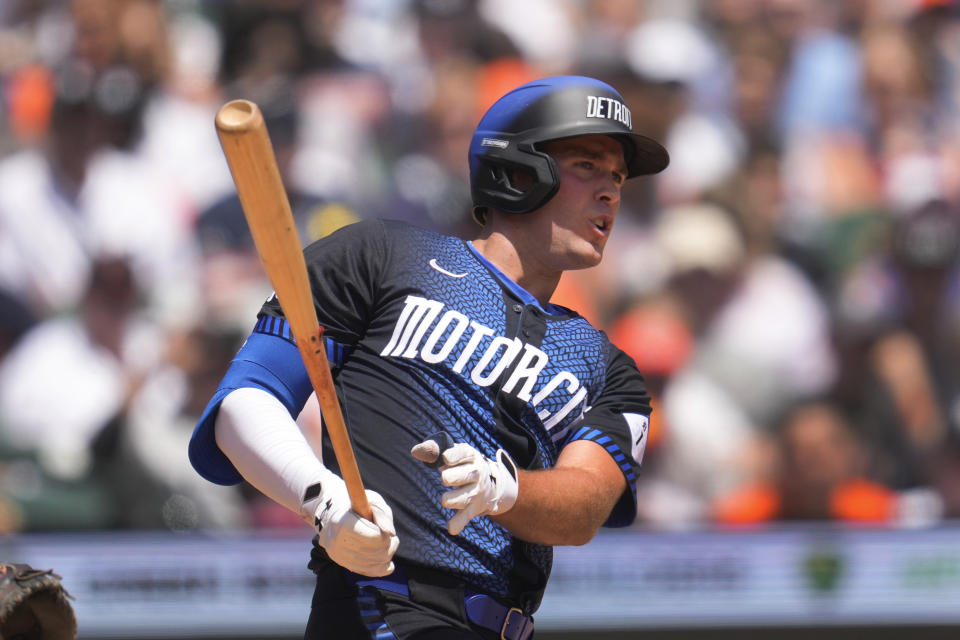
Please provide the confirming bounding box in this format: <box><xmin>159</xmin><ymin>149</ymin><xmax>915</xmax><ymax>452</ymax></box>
<box><xmin>411</xmin><ymin>434</ymin><xmax>519</xmax><ymax>536</ymax></box>
<box><xmin>310</xmin><ymin>472</ymin><xmax>399</xmax><ymax>577</ymax></box>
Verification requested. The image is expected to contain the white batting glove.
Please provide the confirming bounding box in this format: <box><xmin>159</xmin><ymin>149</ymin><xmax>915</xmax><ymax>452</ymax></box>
<box><xmin>411</xmin><ymin>437</ymin><xmax>519</xmax><ymax>535</ymax></box>
<box><xmin>306</xmin><ymin>469</ymin><xmax>399</xmax><ymax>577</ymax></box>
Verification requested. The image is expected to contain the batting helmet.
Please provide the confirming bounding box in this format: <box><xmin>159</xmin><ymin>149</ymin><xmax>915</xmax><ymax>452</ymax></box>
<box><xmin>469</xmin><ymin>75</ymin><xmax>669</xmax><ymax>216</ymax></box>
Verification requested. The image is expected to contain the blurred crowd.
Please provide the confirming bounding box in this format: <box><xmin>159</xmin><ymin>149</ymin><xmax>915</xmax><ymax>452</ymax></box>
<box><xmin>0</xmin><ymin>0</ymin><xmax>959</xmax><ymax>535</ymax></box>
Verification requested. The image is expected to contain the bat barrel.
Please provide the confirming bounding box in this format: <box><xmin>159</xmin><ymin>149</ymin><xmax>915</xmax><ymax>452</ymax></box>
<box><xmin>216</xmin><ymin>99</ymin><xmax>262</xmax><ymax>132</ymax></box>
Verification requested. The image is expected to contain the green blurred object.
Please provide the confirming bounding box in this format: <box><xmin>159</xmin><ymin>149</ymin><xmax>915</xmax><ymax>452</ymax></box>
<box><xmin>803</xmin><ymin>546</ymin><xmax>845</xmax><ymax>593</ymax></box>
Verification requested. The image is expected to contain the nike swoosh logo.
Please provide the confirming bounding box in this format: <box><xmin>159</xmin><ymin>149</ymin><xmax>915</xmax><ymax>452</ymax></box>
<box><xmin>429</xmin><ymin>258</ymin><xmax>468</xmax><ymax>278</ymax></box>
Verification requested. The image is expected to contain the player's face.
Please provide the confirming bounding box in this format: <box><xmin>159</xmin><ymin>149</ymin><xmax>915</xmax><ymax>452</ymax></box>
<box><xmin>529</xmin><ymin>135</ymin><xmax>627</xmax><ymax>270</ymax></box>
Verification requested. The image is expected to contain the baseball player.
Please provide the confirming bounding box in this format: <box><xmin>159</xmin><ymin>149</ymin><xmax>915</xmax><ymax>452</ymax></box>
<box><xmin>189</xmin><ymin>75</ymin><xmax>668</xmax><ymax>639</ymax></box>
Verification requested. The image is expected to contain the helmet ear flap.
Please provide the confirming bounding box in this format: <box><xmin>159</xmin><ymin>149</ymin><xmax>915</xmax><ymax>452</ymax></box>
<box><xmin>488</xmin><ymin>165</ymin><xmax>525</xmax><ymax>197</ymax></box>
<box><xmin>472</xmin><ymin>145</ymin><xmax>560</xmax><ymax>214</ymax></box>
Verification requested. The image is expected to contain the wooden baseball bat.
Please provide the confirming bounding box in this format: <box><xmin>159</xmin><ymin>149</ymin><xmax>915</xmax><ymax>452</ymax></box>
<box><xmin>215</xmin><ymin>99</ymin><xmax>372</xmax><ymax>520</ymax></box>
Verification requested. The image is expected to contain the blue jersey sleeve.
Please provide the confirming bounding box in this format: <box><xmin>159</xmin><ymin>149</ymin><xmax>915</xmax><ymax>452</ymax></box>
<box><xmin>189</xmin><ymin>223</ymin><xmax>375</xmax><ymax>486</ymax></box>
<box><xmin>188</xmin><ymin>331</ymin><xmax>313</xmax><ymax>485</ymax></box>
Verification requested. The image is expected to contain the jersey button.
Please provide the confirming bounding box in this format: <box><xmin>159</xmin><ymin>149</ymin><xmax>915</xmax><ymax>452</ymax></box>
<box><xmin>512</xmin><ymin>304</ymin><xmax>523</xmax><ymax>313</ymax></box>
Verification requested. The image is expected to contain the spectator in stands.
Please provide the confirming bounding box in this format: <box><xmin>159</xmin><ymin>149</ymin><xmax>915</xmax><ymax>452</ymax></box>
<box><xmin>0</xmin><ymin>60</ymin><xmax>200</xmax><ymax>326</ymax></box>
<box><xmin>830</xmin><ymin>199</ymin><xmax>960</xmax><ymax>514</ymax></box>
<box><xmin>641</xmin><ymin>201</ymin><xmax>837</xmax><ymax>525</ymax></box>
<box><xmin>124</xmin><ymin>324</ymin><xmax>251</xmax><ymax>530</ymax></box>
<box><xmin>0</xmin><ymin>256</ymin><xmax>159</xmax><ymax>530</ymax></box>
<box><xmin>711</xmin><ymin>398</ymin><xmax>900</xmax><ymax>525</ymax></box>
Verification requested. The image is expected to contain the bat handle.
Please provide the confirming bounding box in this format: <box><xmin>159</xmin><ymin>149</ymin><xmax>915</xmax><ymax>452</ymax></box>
<box><xmin>305</xmin><ymin>326</ymin><xmax>373</xmax><ymax>522</ymax></box>
<box><xmin>348</xmin><ymin>483</ymin><xmax>373</xmax><ymax>521</ymax></box>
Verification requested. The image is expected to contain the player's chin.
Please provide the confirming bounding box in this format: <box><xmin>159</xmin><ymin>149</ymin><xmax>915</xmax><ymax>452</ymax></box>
<box><xmin>569</xmin><ymin>245</ymin><xmax>604</xmax><ymax>270</ymax></box>
<box><xmin>587</xmin><ymin>237</ymin><xmax>608</xmax><ymax>261</ymax></box>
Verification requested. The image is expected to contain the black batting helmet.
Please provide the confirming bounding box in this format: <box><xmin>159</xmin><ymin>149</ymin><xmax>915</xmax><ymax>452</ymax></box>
<box><xmin>468</xmin><ymin>75</ymin><xmax>669</xmax><ymax>216</ymax></box>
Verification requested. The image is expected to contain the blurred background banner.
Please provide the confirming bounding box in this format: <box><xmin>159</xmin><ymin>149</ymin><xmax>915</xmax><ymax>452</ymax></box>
<box><xmin>2</xmin><ymin>0</ymin><xmax>960</xmax><ymax>637</ymax></box>
<box><xmin>6</xmin><ymin>525</ymin><xmax>960</xmax><ymax>638</ymax></box>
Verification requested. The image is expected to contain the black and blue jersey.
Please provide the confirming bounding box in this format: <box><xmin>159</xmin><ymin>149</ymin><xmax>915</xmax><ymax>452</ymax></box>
<box><xmin>189</xmin><ymin>219</ymin><xmax>651</xmax><ymax>611</ymax></box>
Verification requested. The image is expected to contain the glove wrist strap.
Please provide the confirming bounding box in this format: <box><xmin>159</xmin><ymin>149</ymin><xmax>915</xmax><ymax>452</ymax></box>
<box><xmin>494</xmin><ymin>449</ymin><xmax>519</xmax><ymax>514</ymax></box>
<box><xmin>301</xmin><ymin>467</ymin><xmax>343</xmax><ymax>521</ymax></box>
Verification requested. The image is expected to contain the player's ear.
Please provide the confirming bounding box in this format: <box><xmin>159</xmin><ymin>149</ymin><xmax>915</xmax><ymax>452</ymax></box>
<box><xmin>471</xmin><ymin>206</ymin><xmax>488</xmax><ymax>226</ymax></box>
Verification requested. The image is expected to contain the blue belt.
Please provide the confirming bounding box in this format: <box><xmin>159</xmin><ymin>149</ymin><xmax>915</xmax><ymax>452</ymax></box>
<box><xmin>345</xmin><ymin>569</ymin><xmax>534</xmax><ymax>640</ymax></box>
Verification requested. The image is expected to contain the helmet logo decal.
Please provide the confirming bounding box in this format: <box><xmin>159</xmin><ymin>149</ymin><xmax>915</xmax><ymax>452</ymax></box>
<box><xmin>481</xmin><ymin>137</ymin><xmax>509</xmax><ymax>149</ymax></box>
<box><xmin>586</xmin><ymin>96</ymin><xmax>632</xmax><ymax>129</ymax></box>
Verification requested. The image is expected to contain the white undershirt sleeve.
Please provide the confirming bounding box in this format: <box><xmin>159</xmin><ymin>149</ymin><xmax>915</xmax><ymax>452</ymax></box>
<box><xmin>215</xmin><ymin>386</ymin><xmax>331</xmax><ymax>520</ymax></box>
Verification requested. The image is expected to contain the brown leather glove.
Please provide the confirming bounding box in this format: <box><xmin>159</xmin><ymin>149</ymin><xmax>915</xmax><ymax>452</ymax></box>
<box><xmin>0</xmin><ymin>563</ymin><xmax>76</xmax><ymax>640</ymax></box>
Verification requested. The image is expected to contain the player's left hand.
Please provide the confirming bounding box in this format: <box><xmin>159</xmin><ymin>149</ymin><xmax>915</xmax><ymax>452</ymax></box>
<box><xmin>412</xmin><ymin>436</ymin><xmax>518</xmax><ymax>535</ymax></box>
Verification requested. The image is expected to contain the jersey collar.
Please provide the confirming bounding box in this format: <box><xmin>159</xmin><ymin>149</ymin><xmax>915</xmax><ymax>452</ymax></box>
<box><xmin>466</xmin><ymin>241</ymin><xmax>566</xmax><ymax>316</ymax></box>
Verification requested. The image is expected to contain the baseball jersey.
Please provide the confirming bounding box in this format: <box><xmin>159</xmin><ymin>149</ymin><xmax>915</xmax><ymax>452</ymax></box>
<box><xmin>189</xmin><ymin>219</ymin><xmax>651</xmax><ymax>611</ymax></box>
